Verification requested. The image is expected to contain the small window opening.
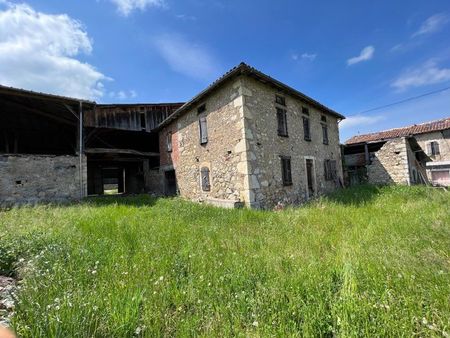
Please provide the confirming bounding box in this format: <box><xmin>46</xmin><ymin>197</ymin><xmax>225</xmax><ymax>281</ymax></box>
<box><xmin>15</xmin><ymin>180</ymin><xmax>22</xmax><ymax>185</ymax></box>
<box><xmin>275</xmin><ymin>95</ymin><xmax>286</xmax><ymax>106</ymax></box>
<box><xmin>302</xmin><ymin>107</ymin><xmax>309</xmax><ymax>115</ymax></box>
<box><xmin>197</xmin><ymin>104</ymin><xmax>206</xmax><ymax>114</ymax></box>
<box><xmin>167</xmin><ymin>132</ymin><xmax>172</xmax><ymax>152</ymax></box>
<box><xmin>321</xmin><ymin>115</ymin><xmax>327</xmax><ymax>122</ymax></box>
<box><xmin>428</xmin><ymin>141</ymin><xmax>440</xmax><ymax>156</ymax></box>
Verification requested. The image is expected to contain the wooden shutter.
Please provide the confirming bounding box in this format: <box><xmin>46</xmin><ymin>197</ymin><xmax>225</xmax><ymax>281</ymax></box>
<box><xmin>281</xmin><ymin>157</ymin><xmax>292</xmax><ymax>186</ymax></box>
<box><xmin>277</xmin><ymin>108</ymin><xmax>287</xmax><ymax>136</ymax></box>
<box><xmin>201</xmin><ymin>167</ymin><xmax>211</xmax><ymax>191</ymax></box>
<box><xmin>303</xmin><ymin>117</ymin><xmax>310</xmax><ymax>140</ymax></box>
<box><xmin>324</xmin><ymin>160</ymin><xmax>329</xmax><ymax>180</ymax></box>
<box><xmin>433</xmin><ymin>142</ymin><xmax>440</xmax><ymax>155</ymax></box>
<box><xmin>330</xmin><ymin>160</ymin><xmax>337</xmax><ymax>179</ymax></box>
<box><xmin>322</xmin><ymin>125</ymin><xmax>328</xmax><ymax>144</ymax></box>
<box><xmin>427</xmin><ymin>142</ymin><xmax>432</xmax><ymax>155</ymax></box>
<box><xmin>199</xmin><ymin>117</ymin><xmax>208</xmax><ymax>144</ymax></box>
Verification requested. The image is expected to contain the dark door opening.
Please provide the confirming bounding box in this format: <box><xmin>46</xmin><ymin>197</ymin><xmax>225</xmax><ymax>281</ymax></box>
<box><xmin>306</xmin><ymin>159</ymin><xmax>315</xmax><ymax>198</ymax></box>
<box><xmin>164</xmin><ymin>170</ymin><xmax>177</xmax><ymax>196</ymax></box>
<box><xmin>102</xmin><ymin>167</ymin><xmax>125</xmax><ymax>195</ymax></box>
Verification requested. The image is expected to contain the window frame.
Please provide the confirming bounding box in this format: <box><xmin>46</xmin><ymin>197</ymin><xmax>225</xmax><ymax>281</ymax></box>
<box><xmin>429</xmin><ymin>141</ymin><xmax>440</xmax><ymax>156</ymax></box>
<box><xmin>324</xmin><ymin>159</ymin><xmax>337</xmax><ymax>181</ymax></box>
<box><xmin>280</xmin><ymin>156</ymin><xmax>293</xmax><ymax>186</ymax></box>
<box><xmin>302</xmin><ymin>107</ymin><xmax>309</xmax><ymax>116</ymax></box>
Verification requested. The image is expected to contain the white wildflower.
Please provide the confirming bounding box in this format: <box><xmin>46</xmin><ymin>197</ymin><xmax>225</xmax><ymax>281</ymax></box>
<box><xmin>252</xmin><ymin>321</ymin><xmax>259</xmax><ymax>327</ymax></box>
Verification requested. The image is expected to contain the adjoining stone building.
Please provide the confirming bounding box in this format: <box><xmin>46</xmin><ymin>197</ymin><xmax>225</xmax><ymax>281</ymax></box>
<box><xmin>1</xmin><ymin>63</ymin><xmax>345</xmax><ymax>208</ymax></box>
<box><xmin>343</xmin><ymin>117</ymin><xmax>450</xmax><ymax>187</ymax></box>
<box><xmin>158</xmin><ymin>63</ymin><xmax>345</xmax><ymax>208</ymax></box>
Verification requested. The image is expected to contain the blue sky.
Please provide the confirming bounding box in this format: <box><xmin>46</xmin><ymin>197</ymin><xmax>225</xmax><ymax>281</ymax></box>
<box><xmin>0</xmin><ymin>0</ymin><xmax>449</xmax><ymax>141</ymax></box>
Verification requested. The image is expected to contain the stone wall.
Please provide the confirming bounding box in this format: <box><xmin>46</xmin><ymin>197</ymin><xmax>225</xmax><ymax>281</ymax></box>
<box><xmin>415</xmin><ymin>131</ymin><xmax>450</xmax><ymax>162</ymax></box>
<box><xmin>366</xmin><ymin>138</ymin><xmax>410</xmax><ymax>185</ymax></box>
<box><xmin>0</xmin><ymin>154</ymin><xmax>86</xmax><ymax>206</ymax></box>
<box><xmin>241</xmin><ymin>77</ymin><xmax>343</xmax><ymax>209</ymax></box>
<box><xmin>159</xmin><ymin>79</ymin><xmax>249</xmax><ymax>205</ymax></box>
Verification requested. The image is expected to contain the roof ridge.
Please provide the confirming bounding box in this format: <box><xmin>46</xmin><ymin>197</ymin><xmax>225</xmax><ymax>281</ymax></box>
<box><xmin>346</xmin><ymin>116</ymin><xmax>450</xmax><ymax>144</ymax></box>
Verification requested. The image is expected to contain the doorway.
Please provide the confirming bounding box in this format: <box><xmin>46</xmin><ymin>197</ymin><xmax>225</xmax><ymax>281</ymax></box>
<box><xmin>164</xmin><ymin>170</ymin><xmax>177</xmax><ymax>196</ymax></box>
<box><xmin>305</xmin><ymin>158</ymin><xmax>316</xmax><ymax>199</ymax></box>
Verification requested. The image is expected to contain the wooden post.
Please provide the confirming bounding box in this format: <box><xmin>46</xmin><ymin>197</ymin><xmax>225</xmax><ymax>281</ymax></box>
<box><xmin>364</xmin><ymin>143</ymin><xmax>370</xmax><ymax>165</ymax></box>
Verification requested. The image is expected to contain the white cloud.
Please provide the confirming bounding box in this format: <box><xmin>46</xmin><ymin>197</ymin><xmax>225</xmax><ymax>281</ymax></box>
<box><xmin>347</xmin><ymin>46</ymin><xmax>375</xmax><ymax>66</ymax></box>
<box><xmin>0</xmin><ymin>2</ymin><xmax>108</xmax><ymax>99</ymax></box>
<box><xmin>391</xmin><ymin>59</ymin><xmax>450</xmax><ymax>91</ymax></box>
<box><xmin>109</xmin><ymin>0</ymin><xmax>165</xmax><ymax>16</ymax></box>
<box><xmin>412</xmin><ymin>13</ymin><xmax>449</xmax><ymax>38</ymax></box>
<box><xmin>340</xmin><ymin>115</ymin><xmax>384</xmax><ymax>130</ymax></box>
<box><xmin>292</xmin><ymin>52</ymin><xmax>317</xmax><ymax>61</ymax></box>
<box><xmin>175</xmin><ymin>14</ymin><xmax>197</xmax><ymax>21</ymax></box>
<box><xmin>153</xmin><ymin>33</ymin><xmax>220</xmax><ymax>81</ymax></box>
<box><xmin>301</xmin><ymin>53</ymin><xmax>317</xmax><ymax>61</ymax></box>
<box><xmin>109</xmin><ymin>89</ymin><xmax>138</xmax><ymax>100</ymax></box>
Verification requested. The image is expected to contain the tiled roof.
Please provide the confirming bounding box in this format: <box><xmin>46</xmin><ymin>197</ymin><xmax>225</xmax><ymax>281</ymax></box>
<box><xmin>157</xmin><ymin>62</ymin><xmax>344</xmax><ymax>129</ymax></box>
<box><xmin>345</xmin><ymin>117</ymin><xmax>450</xmax><ymax>144</ymax></box>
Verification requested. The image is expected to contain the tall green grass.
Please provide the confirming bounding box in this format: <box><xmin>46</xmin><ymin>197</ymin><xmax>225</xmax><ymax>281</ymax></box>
<box><xmin>1</xmin><ymin>185</ymin><xmax>449</xmax><ymax>337</ymax></box>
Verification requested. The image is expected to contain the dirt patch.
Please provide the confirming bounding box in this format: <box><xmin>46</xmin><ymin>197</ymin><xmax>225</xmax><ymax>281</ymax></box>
<box><xmin>0</xmin><ymin>276</ymin><xmax>16</xmax><ymax>327</ymax></box>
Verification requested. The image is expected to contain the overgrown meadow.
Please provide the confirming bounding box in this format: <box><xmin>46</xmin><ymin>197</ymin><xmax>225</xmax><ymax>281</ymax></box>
<box><xmin>1</xmin><ymin>185</ymin><xmax>449</xmax><ymax>337</ymax></box>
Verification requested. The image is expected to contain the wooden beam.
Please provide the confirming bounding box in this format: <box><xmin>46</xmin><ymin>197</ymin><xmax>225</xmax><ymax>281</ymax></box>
<box><xmin>85</xmin><ymin>148</ymin><xmax>159</xmax><ymax>157</ymax></box>
<box><xmin>2</xmin><ymin>97</ymin><xmax>76</xmax><ymax>126</ymax></box>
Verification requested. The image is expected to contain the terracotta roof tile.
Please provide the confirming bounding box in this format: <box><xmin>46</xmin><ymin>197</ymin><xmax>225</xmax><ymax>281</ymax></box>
<box><xmin>345</xmin><ymin>117</ymin><xmax>450</xmax><ymax>144</ymax></box>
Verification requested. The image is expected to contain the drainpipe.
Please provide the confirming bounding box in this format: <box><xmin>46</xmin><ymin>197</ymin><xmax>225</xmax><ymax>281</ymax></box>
<box><xmin>79</xmin><ymin>101</ymin><xmax>84</xmax><ymax>199</ymax></box>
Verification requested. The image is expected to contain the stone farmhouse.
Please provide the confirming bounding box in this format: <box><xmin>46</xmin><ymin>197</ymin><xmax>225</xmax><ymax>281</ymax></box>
<box><xmin>0</xmin><ymin>63</ymin><xmax>345</xmax><ymax>208</ymax></box>
<box><xmin>343</xmin><ymin>117</ymin><xmax>450</xmax><ymax>187</ymax></box>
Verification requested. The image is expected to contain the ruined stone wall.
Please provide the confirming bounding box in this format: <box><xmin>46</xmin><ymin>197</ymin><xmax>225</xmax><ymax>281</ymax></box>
<box><xmin>159</xmin><ymin>79</ymin><xmax>250</xmax><ymax>206</ymax></box>
<box><xmin>415</xmin><ymin>131</ymin><xmax>450</xmax><ymax>162</ymax></box>
<box><xmin>0</xmin><ymin>154</ymin><xmax>86</xmax><ymax>206</ymax></box>
<box><xmin>241</xmin><ymin>77</ymin><xmax>343</xmax><ymax>209</ymax></box>
<box><xmin>366</xmin><ymin>138</ymin><xmax>410</xmax><ymax>185</ymax></box>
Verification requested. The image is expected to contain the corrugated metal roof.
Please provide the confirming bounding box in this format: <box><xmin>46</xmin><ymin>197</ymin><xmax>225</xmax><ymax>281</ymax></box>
<box><xmin>346</xmin><ymin>117</ymin><xmax>450</xmax><ymax>145</ymax></box>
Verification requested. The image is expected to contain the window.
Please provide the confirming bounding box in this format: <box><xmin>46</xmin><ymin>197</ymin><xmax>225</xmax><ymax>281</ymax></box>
<box><xmin>201</xmin><ymin>167</ymin><xmax>211</xmax><ymax>191</ymax></box>
<box><xmin>197</xmin><ymin>104</ymin><xmax>206</xmax><ymax>114</ymax></box>
<box><xmin>277</xmin><ymin>108</ymin><xmax>288</xmax><ymax>137</ymax></box>
<box><xmin>275</xmin><ymin>95</ymin><xmax>286</xmax><ymax>106</ymax></box>
<box><xmin>427</xmin><ymin>141</ymin><xmax>440</xmax><ymax>156</ymax></box>
<box><xmin>302</xmin><ymin>107</ymin><xmax>309</xmax><ymax>115</ymax></box>
<box><xmin>199</xmin><ymin>117</ymin><xmax>208</xmax><ymax>144</ymax></box>
<box><xmin>280</xmin><ymin>156</ymin><xmax>292</xmax><ymax>186</ymax></box>
<box><xmin>303</xmin><ymin>116</ymin><xmax>311</xmax><ymax>141</ymax></box>
<box><xmin>324</xmin><ymin>159</ymin><xmax>337</xmax><ymax>181</ymax></box>
<box><xmin>321</xmin><ymin>115</ymin><xmax>327</xmax><ymax>122</ymax></box>
<box><xmin>140</xmin><ymin>112</ymin><xmax>146</xmax><ymax>130</ymax></box>
<box><xmin>167</xmin><ymin>132</ymin><xmax>172</xmax><ymax>152</ymax></box>
<box><xmin>322</xmin><ymin>124</ymin><xmax>329</xmax><ymax>145</ymax></box>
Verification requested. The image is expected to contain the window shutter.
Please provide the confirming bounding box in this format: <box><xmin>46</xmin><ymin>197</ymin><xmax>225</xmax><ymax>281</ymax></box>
<box><xmin>324</xmin><ymin>160</ymin><xmax>329</xmax><ymax>180</ymax></box>
<box><xmin>330</xmin><ymin>160</ymin><xmax>337</xmax><ymax>179</ymax></box>
<box><xmin>201</xmin><ymin>167</ymin><xmax>211</xmax><ymax>191</ymax></box>
<box><xmin>434</xmin><ymin>142</ymin><xmax>440</xmax><ymax>155</ymax></box>
<box><xmin>277</xmin><ymin>109</ymin><xmax>288</xmax><ymax>136</ymax></box>
<box><xmin>281</xmin><ymin>157</ymin><xmax>292</xmax><ymax>186</ymax></box>
<box><xmin>199</xmin><ymin>117</ymin><xmax>208</xmax><ymax>144</ymax></box>
<box><xmin>322</xmin><ymin>125</ymin><xmax>328</xmax><ymax>144</ymax></box>
<box><xmin>286</xmin><ymin>158</ymin><xmax>292</xmax><ymax>184</ymax></box>
<box><xmin>303</xmin><ymin>117</ymin><xmax>310</xmax><ymax>140</ymax></box>
<box><xmin>427</xmin><ymin>142</ymin><xmax>433</xmax><ymax>155</ymax></box>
